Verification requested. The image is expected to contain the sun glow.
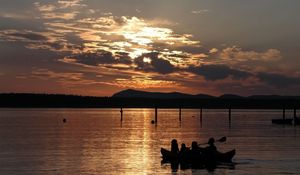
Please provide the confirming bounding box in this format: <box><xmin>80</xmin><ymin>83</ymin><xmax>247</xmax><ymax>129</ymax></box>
<box><xmin>143</xmin><ymin>57</ymin><xmax>152</xmax><ymax>63</ymax></box>
<box><xmin>2</xmin><ymin>0</ymin><xmax>206</xmax><ymax>91</ymax></box>
<box><xmin>114</xmin><ymin>76</ymin><xmax>180</xmax><ymax>89</ymax></box>
<box><xmin>129</xmin><ymin>48</ymin><xmax>151</xmax><ymax>58</ymax></box>
<box><xmin>75</xmin><ymin>16</ymin><xmax>200</xmax><ymax>59</ymax></box>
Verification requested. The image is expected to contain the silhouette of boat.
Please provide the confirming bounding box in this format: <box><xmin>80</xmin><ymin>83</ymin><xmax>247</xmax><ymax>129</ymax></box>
<box><xmin>294</xmin><ymin>117</ymin><xmax>300</xmax><ymax>125</ymax></box>
<box><xmin>161</xmin><ymin>148</ymin><xmax>235</xmax><ymax>164</ymax></box>
<box><xmin>272</xmin><ymin>119</ymin><xmax>293</xmax><ymax>124</ymax></box>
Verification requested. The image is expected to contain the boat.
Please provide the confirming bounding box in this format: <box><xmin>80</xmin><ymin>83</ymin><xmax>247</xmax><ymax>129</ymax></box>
<box><xmin>161</xmin><ymin>148</ymin><xmax>235</xmax><ymax>164</ymax></box>
<box><xmin>272</xmin><ymin>119</ymin><xmax>293</xmax><ymax>124</ymax></box>
<box><xmin>161</xmin><ymin>147</ymin><xmax>179</xmax><ymax>161</ymax></box>
<box><xmin>294</xmin><ymin>117</ymin><xmax>300</xmax><ymax>125</ymax></box>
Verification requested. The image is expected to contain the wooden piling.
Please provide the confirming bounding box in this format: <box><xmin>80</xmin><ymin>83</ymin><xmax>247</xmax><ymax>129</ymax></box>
<box><xmin>229</xmin><ymin>107</ymin><xmax>232</xmax><ymax>123</ymax></box>
<box><xmin>155</xmin><ymin>107</ymin><xmax>158</xmax><ymax>123</ymax></box>
<box><xmin>120</xmin><ymin>108</ymin><xmax>123</xmax><ymax>121</ymax></box>
<box><xmin>294</xmin><ymin>108</ymin><xmax>297</xmax><ymax>124</ymax></box>
<box><xmin>200</xmin><ymin>108</ymin><xmax>203</xmax><ymax>124</ymax></box>
<box><xmin>179</xmin><ymin>108</ymin><xmax>182</xmax><ymax>122</ymax></box>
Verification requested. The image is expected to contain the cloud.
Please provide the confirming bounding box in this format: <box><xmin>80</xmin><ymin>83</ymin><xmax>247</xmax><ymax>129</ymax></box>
<box><xmin>73</xmin><ymin>15</ymin><xmax>200</xmax><ymax>57</ymax></box>
<box><xmin>0</xmin><ymin>30</ymin><xmax>48</xmax><ymax>42</ymax></box>
<box><xmin>34</xmin><ymin>0</ymin><xmax>85</xmax><ymax>20</ymax></box>
<box><xmin>2</xmin><ymin>1</ymin><xmax>202</xmax><ymax>73</ymax></box>
<box><xmin>32</xmin><ymin>68</ymin><xmax>84</xmax><ymax>81</ymax></box>
<box><xmin>258</xmin><ymin>72</ymin><xmax>300</xmax><ymax>87</ymax></box>
<box><xmin>209</xmin><ymin>48</ymin><xmax>218</xmax><ymax>54</ymax></box>
<box><xmin>220</xmin><ymin>46</ymin><xmax>282</xmax><ymax>62</ymax></box>
<box><xmin>108</xmin><ymin>76</ymin><xmax>180</xmax><ymax>89</ymax></box>
<box><xmin>66</xmin><ymin>50</ymin><xmax>132</xmax><ymax>66</ymax></box>
<box><xmin>134</xmin><ymin>52</ymin><xmax>175</xmax><ymax>74</ymax></box>
<box><xmin>57</xmin><ymin>0</ymin><xmax>86</xmax><ymax>8</ymax></box>
<box><xmin>191</xmin><ymin>9</ymin><xmax>210</xmax><ymax>15</ymax></box>
<box><xmin>0</xmin><ymin>29</ymin><xmax>82</xmax><ymax>52</ymax></box>
<box><xmin>7</xmin><ymin>32</ymin><xmax>48</xmax><ymax>41</ymax></box>
<box><xmin>2</xmin><ymin>0</ymin><xmax>297</xmax><ymax>95</ymax></box>
<box><xmin>187</xmin><ymin>64</ymin><xmax>252</xmax><ymax>81</ymax></box>
<box><xmin>0</xmin><ymin>12</ymin><xmax>34</xmax><ymax>20</ymax></box>
<box><xmin>34</xmin><ymin>4</ymin><xmax>56</xmax><ymax>12</ymax></box>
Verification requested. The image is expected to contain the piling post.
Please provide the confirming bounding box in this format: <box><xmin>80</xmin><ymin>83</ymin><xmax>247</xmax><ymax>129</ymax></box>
<box><xmin>200</xmin><ymin>108</ymin><xmax>203</xmax><ymax>123</ymax></box>
<box><xmin>294</xmin><ymin>108</ymin><xmax>297</xmax><ymax>124</ymax></box>
<box><xmin>120</xmin><ymin>108</ymin><xmax>123</xmax><ymax>121</ymax></box>
<box><xmin>179</xmin><ymin>108</ymin><xmax>182</xmax><ymax>122</ymax></box>
<box><xmin>229</xmin><ymin>107</ymin><xmax>232</xmax><ymax>123</ymax></box>
<box><xmin>155</xmin><ymin>107</ymin><xmax>158</xmax><ymax>123</ymax></box>
<box><xmin>283</xmin><ymin>108</ymin><xmax>286</xmax><ymax>120</ymax></box>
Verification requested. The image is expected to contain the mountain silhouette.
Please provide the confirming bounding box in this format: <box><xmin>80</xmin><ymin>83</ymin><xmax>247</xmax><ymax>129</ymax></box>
<box><xmin>219</xmin><ymin>94</ymin><xmax>244</xmax><ymax>99</ymax></box>
<box><xmin>0</xmin><ymin>91</ymin><xmax>299</xmax><ymax>108</ymax></box>
<box><xmin>112</xmin><ymin>89</ymin><xmax>300</xmax><ymax>100</ymax></box>
<box><xmin>112</xmin><ymin>89</ymin><xmax>215</xmax><ymax>99</ymax></box>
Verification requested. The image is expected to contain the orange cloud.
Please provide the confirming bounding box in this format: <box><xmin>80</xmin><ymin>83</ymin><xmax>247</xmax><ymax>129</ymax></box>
<box><xmin>220</xmin><ymin>46</ymin><xmax>282</xmax><ymax>61</ymax></box>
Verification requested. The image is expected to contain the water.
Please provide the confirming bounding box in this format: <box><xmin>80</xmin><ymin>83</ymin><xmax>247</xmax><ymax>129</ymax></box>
<box><xmin>0</xmin><ymin>108</ymin><xmax>299</xmax><ymax>174</ymax></box>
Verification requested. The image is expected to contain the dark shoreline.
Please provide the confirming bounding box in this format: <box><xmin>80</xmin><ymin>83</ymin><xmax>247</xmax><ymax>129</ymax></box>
<box><xmin>0</xmin><ymin>93</ymin><xmax>299</xmax><ymax>109</ymax></box>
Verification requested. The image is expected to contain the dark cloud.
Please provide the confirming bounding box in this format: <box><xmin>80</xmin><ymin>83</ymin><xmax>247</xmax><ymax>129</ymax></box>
<box><xmin>47</xmin><ymin>42</ymin><xmax>70</xmax><ymax>50</ymax></box>
<box><xmin>187</xmin><ymin>64</ymin><xmax>252</xmax><ymax>81</ymax></box>
<box><xmin>134</xmin><ymin>54</ymin><xmax>153</xmax><ymax>72</ymax></box>
<box><xmin>8</xmin><ymin>32</ymin><xmax>48</xmax><ymax>41</ymax></box>
<box><xmin>70</xmin><ymin>50</ymin><xmax>132</xmax><ymax>66</ymax></box>
<box><xmin>258</xmin><ymin>72</ymin><xmax>300</xmax><ymax>87</ymax></box>
<box><xmin>73</xmin><ymin>51</ymin><xmax>115</xmax><ymax>65</ymax></box>
<box><xmin>168</xmin><ymin>53</ymin><xmax>190</xmax><ymax>59</ymax></box>
<box><xmin>114</xmin><ymin>52</ymin><xmax>132</xmax><ymax>64</ymax></box>
<box><xmin>134</xmin><ymin>52</ymin><xmax>175</xmax><ymax>74</ymax></box>
<box><xmin>151</xmin><ymin>57</ymin><xmax>175</xmax><ymax>74</ymax></box>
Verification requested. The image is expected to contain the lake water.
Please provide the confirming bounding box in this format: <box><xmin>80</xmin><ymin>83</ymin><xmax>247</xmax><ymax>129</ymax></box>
<box><xmin>0</xmin><ymin>108</ymin><xmax>299</xmax><ymax>174</ymax></box>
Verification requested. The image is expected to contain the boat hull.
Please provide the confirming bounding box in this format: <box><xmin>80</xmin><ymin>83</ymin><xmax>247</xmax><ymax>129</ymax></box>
<box><xmin>272</xmin><ymin>119</ymin><xmax>293</xmax><ymax>124</ymax></box>
<box><xmin>161</xmin><ymin>148</ymin><xmax>235</xmax><ymax>164</ymax></box>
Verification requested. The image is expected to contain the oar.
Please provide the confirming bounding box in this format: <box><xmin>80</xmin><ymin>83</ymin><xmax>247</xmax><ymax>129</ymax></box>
<box><xmin>198</xmin><ymin>136</ymin><xmax>227</xmax><ymax>146</ymax></box>
<box><xmin>217</xmin><ymin>136</ymin><xmax>227</xmax><ymax>143</ymax></box>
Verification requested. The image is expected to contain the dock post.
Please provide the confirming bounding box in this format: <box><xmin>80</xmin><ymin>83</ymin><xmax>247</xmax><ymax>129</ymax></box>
<box><xmin>120</xmin><ymin>108</ymin><xmax>123</xmax><ymax>121</ymax></box>
<box><xmin>283</xmin><ymin>108</ymin><xmax>286</xmax><ymax>120</ymax></box>
<box><xmin>229</xmin><ymin>107</ymin><xmax>232</xmax><ymax>123</ymax></box>
<box><xmin>200</xmin><ymin>108</ymin><xmax>203</xmax><ymax>123</ymax></box>
<box><xmin>155</xmin><ymin>107</ymin><xmax>158</xmax><ymax>123</ymax></box>
<box><xmin>179</xmin><ymin>108</ymin><xmax>182</xmax><ymax>122</ymax></box>
<box><xmin>294</xmin><ymin>108</ymin><xmax>296</xmax><ymax>124</ymax></box>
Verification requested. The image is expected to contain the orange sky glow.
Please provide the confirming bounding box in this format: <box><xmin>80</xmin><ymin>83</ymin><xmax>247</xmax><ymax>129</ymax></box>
<box><xmin>0</xmin><ymin>0</ymin><xmax>300</xmax><ymax>96</ymax></box>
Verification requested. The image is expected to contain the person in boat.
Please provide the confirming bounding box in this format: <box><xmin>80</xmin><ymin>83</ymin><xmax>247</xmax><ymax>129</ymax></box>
<box><xmin>189</xmin><ymin>141</ymin><xmax>207</xmax><ymax>167</ymax></box>
<box><xmin>202</xmin><ymin>137</ymin><xmax>218</xmax><ymax>167</ymax></box>
<box><xmin>179</xmin><ymin>143</ymin><xmax>189</xmax><ymax>158</ymax></box>
<box><xmin>191</xmin><ymin>141</ymin><xmax>202</xmax><ymax>153</ymax></box>
<box><xmin>179</xmin><ymin>143</ymin><xmax>190</xmax><ymax>169</ymax></box>
<box><xmin>180</xmin><ymin>143</ymin><xmax>188</xmax><ymax>153</ymax></box>
<box><xmin>205</xmin><ymin>138</ymin><xmax>217</xmax><ymax>154</ymax></box>
<box><xmin>171</xmin><ymin>139</ymin><xmax>179</xmax><ymax>154</ymax></box>
<box><xmin>189</xmin><ymin>141</ymin><xmax>201</xmax><ymax>160</ymax></box>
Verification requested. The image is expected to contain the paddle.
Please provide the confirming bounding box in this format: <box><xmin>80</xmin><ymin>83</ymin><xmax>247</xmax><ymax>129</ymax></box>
<box><xmin>198</xmin><ymin>136</ymin><xmax>227</xmax><ymax>146</ymax></box>
<box><xmin>217</xmin><ymin>136</ymin><xmax>227</xmax><ymax>143</ymax></box>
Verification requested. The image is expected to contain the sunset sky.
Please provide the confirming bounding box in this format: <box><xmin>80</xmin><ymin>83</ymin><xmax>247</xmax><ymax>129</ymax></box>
<box><xmin>0</xmin><ymin>0</ymin><xmax>300</xmax><ymax>96</ymax></box>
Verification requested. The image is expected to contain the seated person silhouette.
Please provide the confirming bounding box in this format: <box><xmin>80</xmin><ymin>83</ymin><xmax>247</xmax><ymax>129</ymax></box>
<box><xmin>171</xmin><ymin>139</ymin><xmax>179</xmax><ymax>154</ymax></box>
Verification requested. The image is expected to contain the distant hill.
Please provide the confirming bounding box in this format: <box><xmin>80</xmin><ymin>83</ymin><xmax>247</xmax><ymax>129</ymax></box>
<box><xmin>248</xmin><ymin>95</ymin><xmax>300</xmax><ymax>99</ymax></box>
<box><xmin>112</xmin><ymin>89</ymin><xmax>300</xmax><ymax>100</ymax></box>
<box><xmin>219</xmin><ymin>94</ymin><xmax>244</xmax><ymax>99</ymax></box>
<box><xmin>0</xmin><ymin>91</ymin><xmax>300</xmax><ymax>108</ymax></box>
<box><xmin>112</xmin><ymin>89</ymin><xmax>215</xmax><ymax>99</ymax></box>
